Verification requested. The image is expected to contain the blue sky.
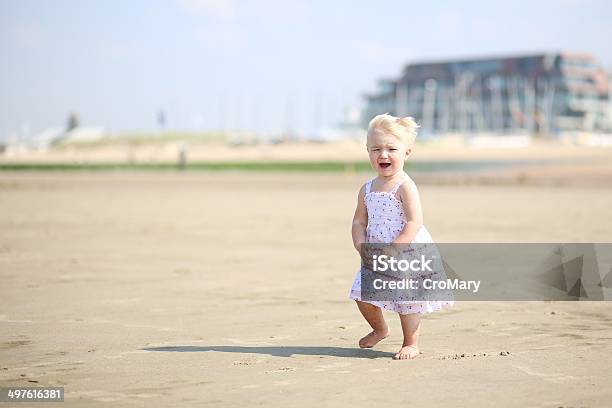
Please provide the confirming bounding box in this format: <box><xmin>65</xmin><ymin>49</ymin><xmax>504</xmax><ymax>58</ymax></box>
<box><xmin>1</xmin><ymin>0</ymin><xmax>611</xmax><ymax>138</ymax></box>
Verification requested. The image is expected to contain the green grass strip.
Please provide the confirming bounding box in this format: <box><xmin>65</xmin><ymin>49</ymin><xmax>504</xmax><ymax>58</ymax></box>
<box><xmin>0</xmin><ymin>160</ymin><xmax>511</xmax><ymax>173</ymax></box>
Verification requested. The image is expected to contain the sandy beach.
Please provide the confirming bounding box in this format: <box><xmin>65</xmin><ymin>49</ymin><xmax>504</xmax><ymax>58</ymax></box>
<box><xmin>1</xmin><ymin>170</ymin><xmax>612</xmax><ymax>407</ymax></box>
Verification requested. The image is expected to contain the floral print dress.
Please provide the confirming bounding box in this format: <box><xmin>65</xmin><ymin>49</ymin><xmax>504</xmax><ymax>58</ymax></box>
<box><xmin>349</xmin><ymin>177</ymin><xmax>454</xmax><ymax>314</ymax></box>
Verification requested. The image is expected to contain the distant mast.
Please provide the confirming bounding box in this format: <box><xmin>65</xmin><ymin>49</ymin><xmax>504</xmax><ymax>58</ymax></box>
<box><xmin>422</xmin><ymin>78</ymin><xmax>437</xmax><ymax>135</ymax></box>
<box><xmin>157</xmin><ymin>109</ymin><xmax>166</xmax><ymax>133</ymax></box>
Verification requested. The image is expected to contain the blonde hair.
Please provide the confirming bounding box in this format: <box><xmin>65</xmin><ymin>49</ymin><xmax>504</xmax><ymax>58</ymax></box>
<box><xmin>367</xmin><ymin>113</ymin><xmax>419</xmax><ymax>146</ymax></box>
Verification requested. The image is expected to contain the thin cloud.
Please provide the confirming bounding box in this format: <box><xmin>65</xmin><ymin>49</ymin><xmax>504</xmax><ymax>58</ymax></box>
<box><xmin>97</xmin><ymin>40</ymin><xmax>144</xmax><ymax>62</ymax></box>
<box><xmin>177</xmin><ymin>0</ymin><xmax>246</xmax><ymax>52</ymax></box>
<box><xmin>193</xmin><ymin>23</ymin><xmax>246</xmax><ymax>51</ymax></box>
<box><xmin>177</xmin><ymin>0</ymin><xmax>236</xmax><ymax>20</ymax></box>
<box><xmin>4</xmin><ymin>21</ymin><xmax>46</xmax><ymax>49</ymax></box>
<box><xmin>352</xmin><ymin>39</ymin><xmax>417</xmax><ymax>66</ymax></box>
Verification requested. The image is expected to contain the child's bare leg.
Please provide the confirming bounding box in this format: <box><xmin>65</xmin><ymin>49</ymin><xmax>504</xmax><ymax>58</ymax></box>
<box><xmin>394</xmin><ymin>312</ymin><xmax>421</xmax><ymax>360</ymax></box>
<box><xmin>355</xmin><ymin>301</ymin><xmax>390</xmax><ymax>348</ymax></box>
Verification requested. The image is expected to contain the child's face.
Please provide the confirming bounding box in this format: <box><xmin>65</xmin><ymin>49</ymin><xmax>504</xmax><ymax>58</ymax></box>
<box><xmin>366</xmin><ymin>130</ymin><xmax>411</xmax><ymax>177</ymax></box>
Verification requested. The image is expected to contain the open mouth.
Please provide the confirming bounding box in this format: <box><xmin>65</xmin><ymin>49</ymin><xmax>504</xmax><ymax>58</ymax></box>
<box><xmin>379</xmin><ymin>163</ymin><xmax>391</xmax><ymax>169</ymax></box>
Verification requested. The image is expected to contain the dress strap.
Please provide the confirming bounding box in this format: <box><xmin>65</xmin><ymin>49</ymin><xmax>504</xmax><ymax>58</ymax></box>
<box><xmin>390</xmin><ymin>178</ymin><xmax>407</xmax><ymax>196</ymax></box>
<box><xmin>365</xmin><ymin>179</ymin><xmax>374</xmax><ymax>194</ymax></box>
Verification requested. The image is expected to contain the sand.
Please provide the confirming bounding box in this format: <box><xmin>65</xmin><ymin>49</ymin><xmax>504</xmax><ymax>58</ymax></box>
<box><xmin>1</xmin><ymin>171</ymin><xmax>612</xmax><ymax>407</ymax></box>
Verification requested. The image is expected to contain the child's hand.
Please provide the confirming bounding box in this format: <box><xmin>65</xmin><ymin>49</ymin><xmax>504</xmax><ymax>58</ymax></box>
<box><xmin>382</xmin><ymin>244</ymin><xmax>400</xmax><ymax>259</ymax></box>
<box><xmin>359</xmin><ymin>243</ymin><xmax>375</xmax><ymax>270</ymax></box>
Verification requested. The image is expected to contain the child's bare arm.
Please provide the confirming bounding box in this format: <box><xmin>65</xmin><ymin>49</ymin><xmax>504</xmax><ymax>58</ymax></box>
<box><xmin>392</xmin><ymin>179</ymin><xmax>424</xmax><ymax>244</ymax></box>
<box><xmin>351</xmin><ymin>185</ymin><xmax>368</xmax><ymax>253</ymax></box>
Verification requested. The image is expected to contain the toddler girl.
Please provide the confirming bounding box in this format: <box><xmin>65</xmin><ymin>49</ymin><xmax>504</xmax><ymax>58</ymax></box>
<box><xmin>349</xmin><ymin>113</ymin><xmax>453</xmax><ymax>360</ymax></box>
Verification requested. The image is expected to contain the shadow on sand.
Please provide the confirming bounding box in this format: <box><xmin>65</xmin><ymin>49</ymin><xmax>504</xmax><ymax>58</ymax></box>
<box><xmin>142</xmin><ymin>345</ymin><xmax>394</xmax><ymax>359</ymax></box>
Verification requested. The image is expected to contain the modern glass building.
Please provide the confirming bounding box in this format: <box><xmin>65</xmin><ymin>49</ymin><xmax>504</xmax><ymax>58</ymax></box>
<box><xmin>362</xmin><ymin>52</ymin><xmax>611</xmax><ymax>135</ymax></box>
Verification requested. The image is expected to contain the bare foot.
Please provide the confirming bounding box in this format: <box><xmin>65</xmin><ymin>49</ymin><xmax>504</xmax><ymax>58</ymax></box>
<box><xmin>358</xmin><ymin>328</ymin><xmax>390</xmax><ymax>348</ymax></box>
<box><xmin>393</xmin><ymin>345</ymin><xmax>420</xmax><ymax>360</ymax></box>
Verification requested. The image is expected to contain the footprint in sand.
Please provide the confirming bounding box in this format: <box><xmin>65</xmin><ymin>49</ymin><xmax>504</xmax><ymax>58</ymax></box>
<box><xmin>0</xmin><ymin>340</ymin><xmax>31</xmax><ymax>350</ymax></box>
<box><xmin>315</xmin><ymin>361</ymin><xmax>353</xmax><ymax>370</ymax></box>
<box><xmin>233</xmin><ymin>358</ymin><xmax>266</xmax><ymax>366</ymax></box>
<box><xmin>265</xmin><ymin>367</ymin><xmax>295</xmax><ymax>373</ymax></box>
<box><xmin>438</xmin><ymin>352</ymin><xmax>505</xmax><ymax>360</ymax></box>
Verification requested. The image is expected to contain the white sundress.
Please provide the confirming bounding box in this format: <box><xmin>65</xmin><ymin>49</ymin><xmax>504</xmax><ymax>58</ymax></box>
<box><xmin>349</xmin><ymin>177</ymin><xmax>454</xmax><ymax>314</ymax></box>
